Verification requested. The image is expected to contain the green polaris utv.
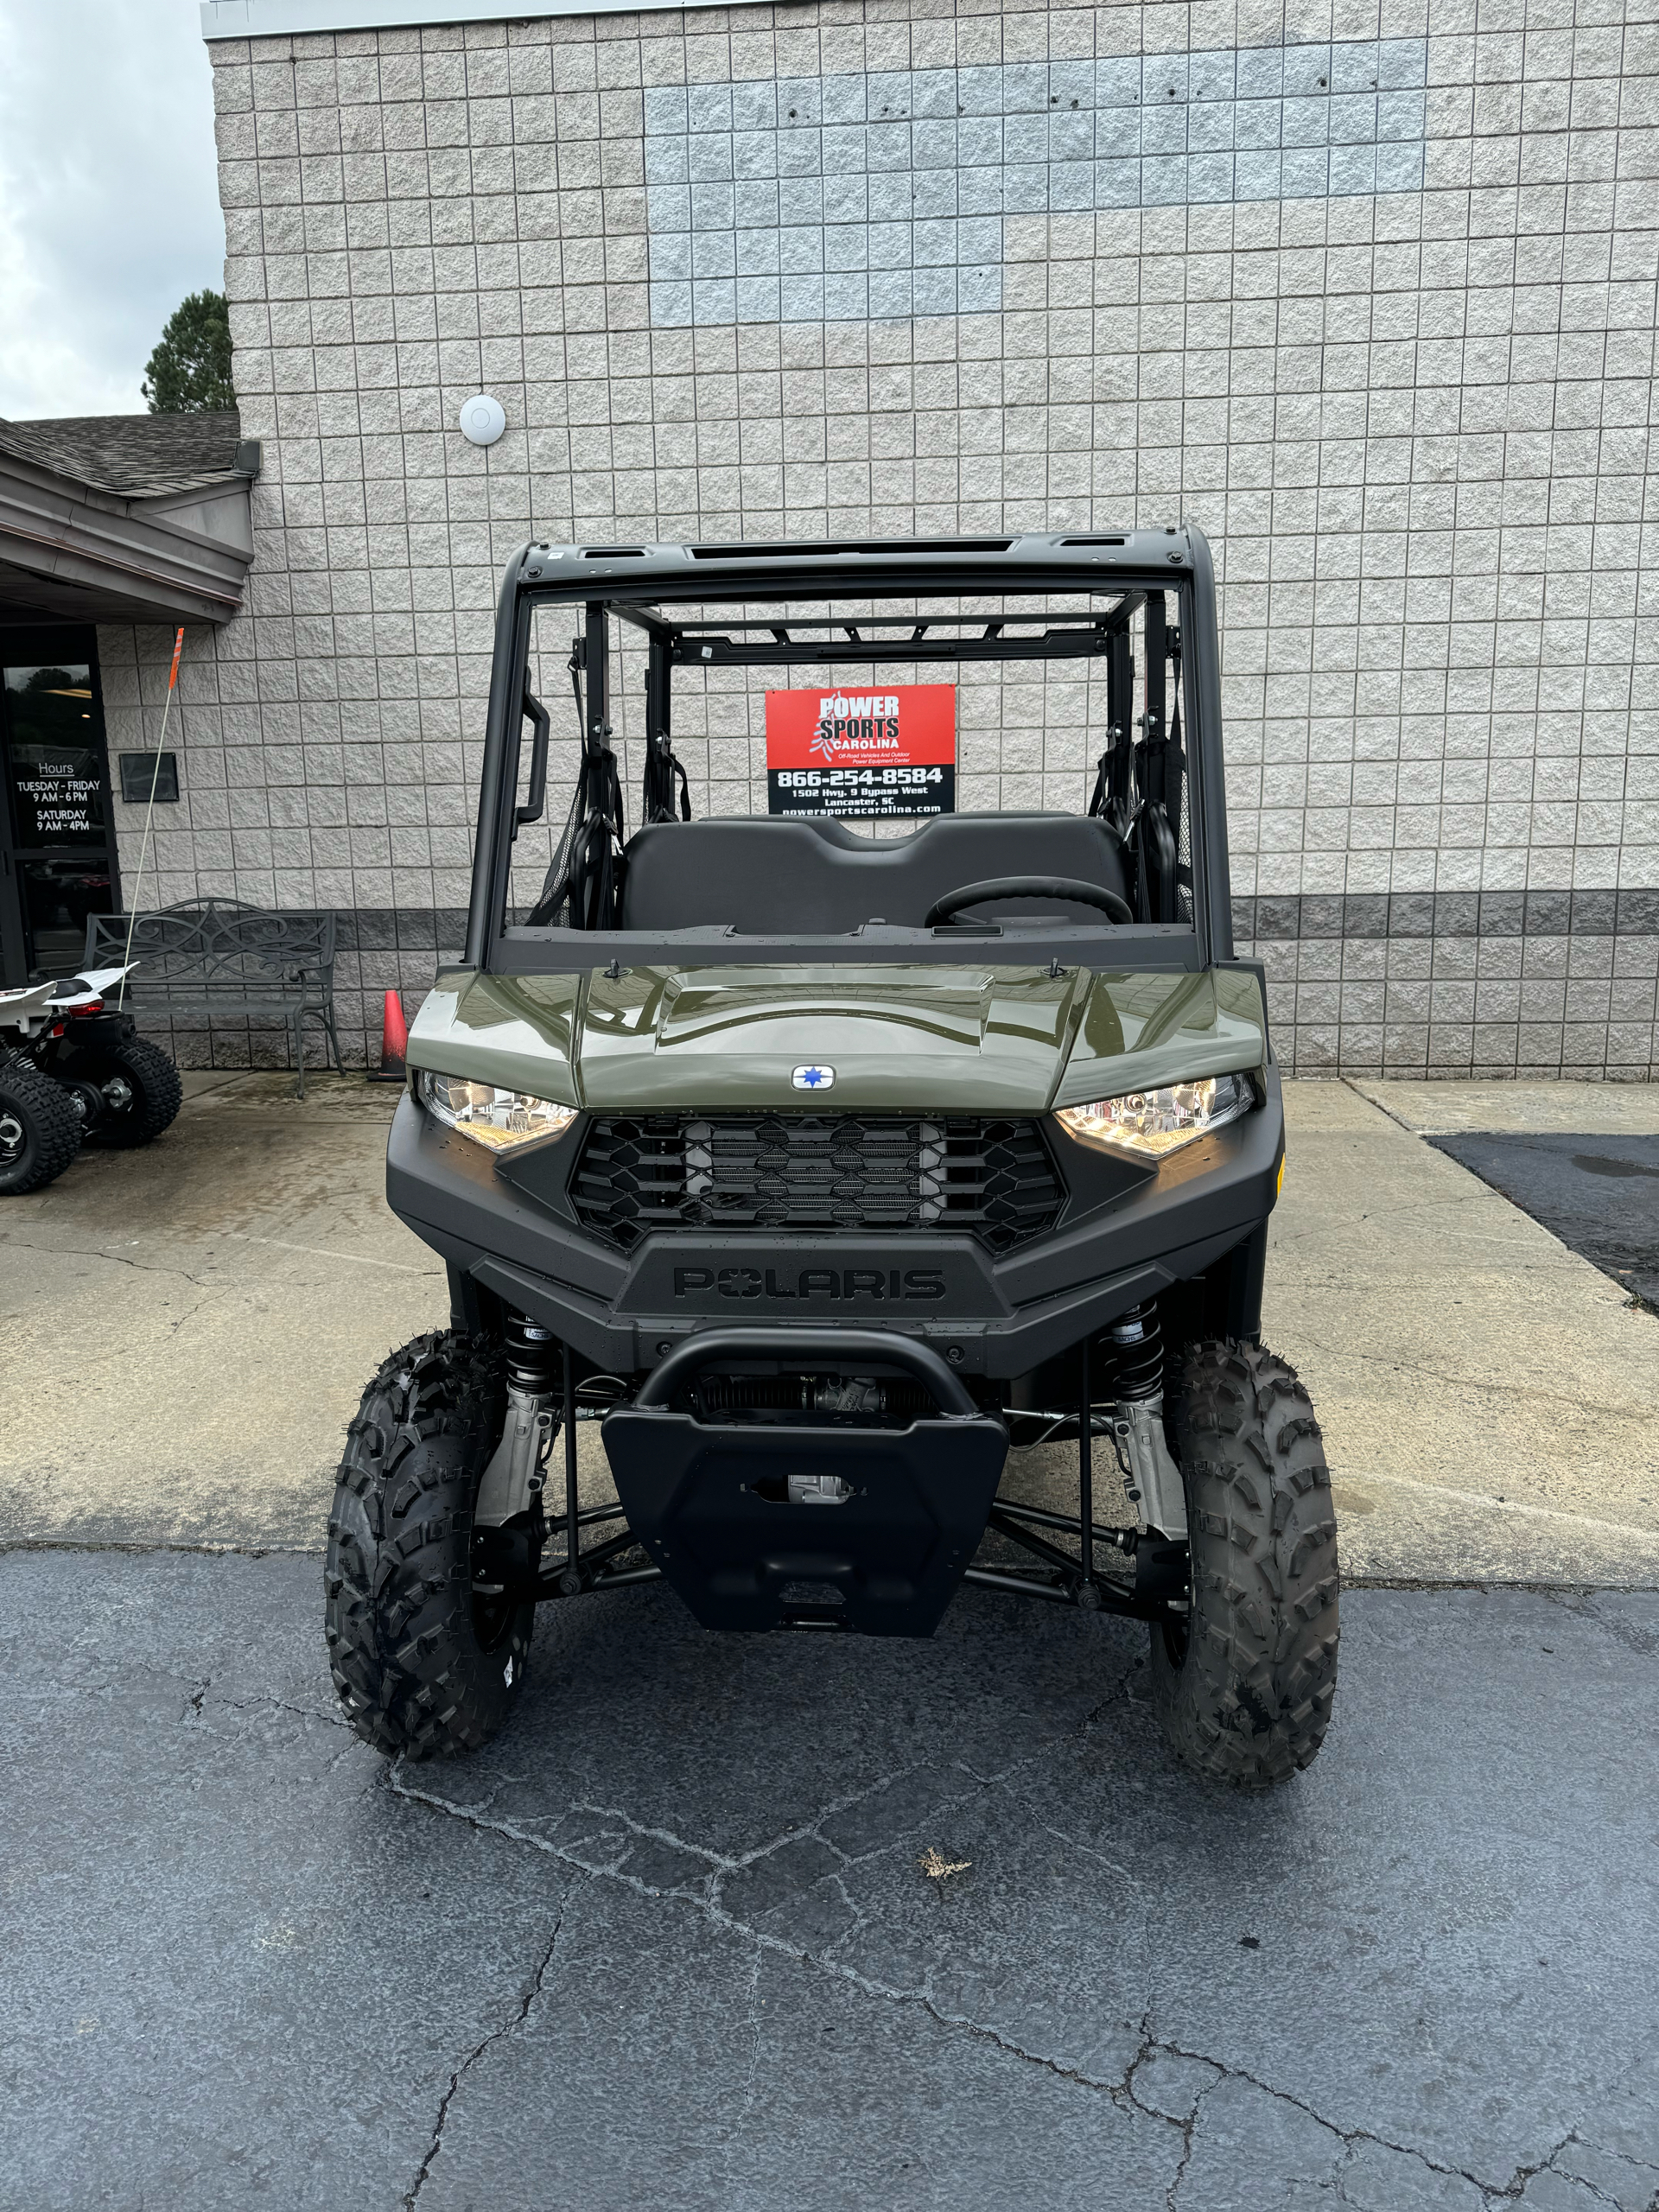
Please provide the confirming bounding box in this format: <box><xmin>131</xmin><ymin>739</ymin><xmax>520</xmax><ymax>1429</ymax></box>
<box><xmin>326</xmin><ymin>530</ymin><xmax>1338</xmax><ymax>1789</ymax></box>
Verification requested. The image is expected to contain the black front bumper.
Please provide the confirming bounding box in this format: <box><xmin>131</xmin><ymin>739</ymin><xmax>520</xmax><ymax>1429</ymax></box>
<box><xmin>385</xmin><ymin>1067</ymin><xmax>1284</xmax><ymax>1381</ymax></box>
<box><xmin>601</xmin><ymin>1329</ymin><xmax>1009</xmax><ymax>1634</ymax></box>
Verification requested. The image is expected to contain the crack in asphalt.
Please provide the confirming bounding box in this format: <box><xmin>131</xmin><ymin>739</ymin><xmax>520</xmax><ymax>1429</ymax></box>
<box><xmin>14</xmin><ymin>1547</ymin><xmax>1650</xmax><ymax>2203</ymax></box>
<box><xmin>404</xmin><ymin>1889</ymin><xmax>576</xmax><ymax>2209</ymax></box>
<box><xmin>1567</xmin><ymin>2139</ymin><xmax>1659</xmax><ymax>2212</ymax></box>
<box><xmin>210</xmin><ymin>1689</ymin><xmax>355</xmax><ymax>1732</ymax></box>
<box><xmin>378</xmin><ymin>1651</ymin><xmax>1162</xmax><ymax>2147</ymax></box>
<box><xmin>1148</xmin><ymin>2059</ymin><xmax>1212</xmax><ymax>2210</ymax></box>
<box><xmin>1039</xmin><ymin>1815</ymin><xmax>1144</xmax><ymax>1889</ymax></box>
<box><xmin>1528</xmin><ymin>2144</ymin><xmax>1627</xmax><ymax>2212</ymax></box>
<box><xmin>557</xmin><ymin>1637</ymin><xmax>1144</xmax><ymax>1906</ymax></box>
<box><xmin>388</xmin><ymin>1761</ymin><xmax>1161</xmax><ymax>2105</ymax></box>
<box><xmin>1144</xmin><ymin>2031</ymin><xmax>1593</xmax><ymax>2208</ymax></box>
<box><xmin>389</xmin><ymin>1753</ymin><xmax>1627</xmax><ymax>2206</ymax></box>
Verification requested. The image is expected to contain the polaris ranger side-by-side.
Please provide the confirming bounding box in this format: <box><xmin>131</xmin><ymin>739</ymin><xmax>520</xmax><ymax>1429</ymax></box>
<box><xmin>326</xmin><ymin>529</ymin><xmax>1338</xmax><ymax>1789</ymax></box>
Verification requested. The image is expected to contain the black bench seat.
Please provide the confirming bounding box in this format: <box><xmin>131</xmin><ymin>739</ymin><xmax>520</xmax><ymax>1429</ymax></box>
<box><xmin>618</xmin><ymin>813</ymin><xmax>1132</xmax><ymax>935</ymax></box>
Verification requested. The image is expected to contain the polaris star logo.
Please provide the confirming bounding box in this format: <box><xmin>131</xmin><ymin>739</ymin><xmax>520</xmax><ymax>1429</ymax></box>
<box><xmin>791</xmin><ymin>1064</ymin><xmax>834</xmax><ymax>1091</ymax></box>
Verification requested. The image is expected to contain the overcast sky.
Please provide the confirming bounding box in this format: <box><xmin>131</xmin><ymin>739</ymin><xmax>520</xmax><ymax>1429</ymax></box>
<box><xmin>0</xmin><ymin>2</ymin><xmax>225</xmax><ymax>422</ymax></box>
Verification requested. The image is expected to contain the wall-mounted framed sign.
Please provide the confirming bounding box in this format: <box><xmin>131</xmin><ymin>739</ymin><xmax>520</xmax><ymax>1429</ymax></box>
<box><xmin>118</xmin><ymin>752</ymin><xmax>180</xmax><ymax>804</ymax></box>
<box><xmin>765</xmin><ymin>683</ymin><xmax>956</xmax><ymax>820</ymax></box>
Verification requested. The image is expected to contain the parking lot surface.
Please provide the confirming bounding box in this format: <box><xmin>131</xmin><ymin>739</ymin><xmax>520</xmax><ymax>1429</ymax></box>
<box><xmin>3</xmin><ymin>1071</ymin><xmax>1657</xmax><ymax>2209</ymax></box>
<box><xmin>4</xmin><ymin>1549</ymin><xmax>1656</xmax><ymax>2212</ymax></box>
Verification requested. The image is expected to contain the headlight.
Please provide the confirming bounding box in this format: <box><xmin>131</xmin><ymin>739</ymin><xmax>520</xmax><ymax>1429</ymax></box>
<box><xmin>1055</xmin><ymin>1072</ymin><xmax>1255</xmax><ymax>1159</ymax></box>
<box><xmin>418</xmin><ymin>1070</ymin><xmax>576</xmax><ymax>1151</ymax></box>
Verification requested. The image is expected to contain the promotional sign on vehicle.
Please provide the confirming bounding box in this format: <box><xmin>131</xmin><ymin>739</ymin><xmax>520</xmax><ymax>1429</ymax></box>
<box><xmin>766</xmin><ymin>683</ymin><xmax>956</xmax><ymax>820</ymax></box>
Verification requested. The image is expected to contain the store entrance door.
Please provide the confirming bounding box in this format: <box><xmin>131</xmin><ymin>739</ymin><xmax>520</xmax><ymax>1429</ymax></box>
<box><xmin>0</xmin><ymin>626</ymin><xmax>121</xmax><ymax>987</ymax></box>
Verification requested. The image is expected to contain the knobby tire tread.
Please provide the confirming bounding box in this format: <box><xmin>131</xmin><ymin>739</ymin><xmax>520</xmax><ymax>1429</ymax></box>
<box><xmin>0</xmin><ymin>1056</ymin><xmax>83</xmax><ymax>1195</ymax></box>
<box><xmin>1148</xmin><ymin>1337</ymin><xmax>1339</xmax><ymax>1789</ymax></box>
<box><xmin>325</xmin><ymin>1329</ymin><xmax>533</xmax><ymax>1758</ymax></box>
<box><xmin>86</xmin><ymin>1037</ymin><xmax>183</xmax><ymax>1148</ymax></box>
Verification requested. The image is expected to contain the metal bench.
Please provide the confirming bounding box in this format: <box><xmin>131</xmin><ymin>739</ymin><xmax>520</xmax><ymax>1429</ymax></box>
<box><xmin>86</xmin><ymin>898</ymin><xmax>342</xmax><ymax>1097</ymax></box>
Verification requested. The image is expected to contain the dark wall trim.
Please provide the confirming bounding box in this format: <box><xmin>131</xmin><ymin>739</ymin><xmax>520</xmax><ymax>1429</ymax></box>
<box><xmin>183</xmin><ymin>898</ymin><xmax>1659</xmax><ymax>959</ymax></box>
<box><xmin>1233</xmin><ymin>891</ymin><xmax>1659</xmax><ymax>943</ymax></box>
<box><xmin>105</xmin><ymin>898</ymin><xmax>1659</xmax><ymax>963</ymax></box>
<box><xmin>338</xmin><ymin>906</ymin><xmax>470</xmax><ymax>954</ymax></box>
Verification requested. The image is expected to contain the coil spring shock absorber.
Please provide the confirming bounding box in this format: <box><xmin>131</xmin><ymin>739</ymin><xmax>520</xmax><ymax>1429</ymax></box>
<box><xmin>504</xmin><ymin>1311</ymin><xmax>561</xmax><ymax>1395</ymax></box>
<box><xmin>1106</xmin><ymin>1301</ymin><xmax>1164</xmax><ymax>1403</ymax></box>
<box><xmin>473</xmin><ymin>1313</ymin><xmax>560</xmax><ymax>1585</ymax></box>
<box><xmin>1102</xmin><ymin>1300</ymin><xmax>1188</xmax><ymax>1546</ymax></box>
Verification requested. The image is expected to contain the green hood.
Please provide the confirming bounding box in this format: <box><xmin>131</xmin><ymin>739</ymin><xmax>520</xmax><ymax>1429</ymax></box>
<box><xmin>407</xmin><ymin>963</ymin><xmax>1265</xmax><ymax>1114</ymax></box>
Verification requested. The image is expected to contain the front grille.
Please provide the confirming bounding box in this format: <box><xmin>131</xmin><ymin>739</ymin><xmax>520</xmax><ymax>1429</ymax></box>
<box><xmin>570</xmin><ymin>1113</ymin><xmax>1063</xmax><ymax>1255</ymax></box>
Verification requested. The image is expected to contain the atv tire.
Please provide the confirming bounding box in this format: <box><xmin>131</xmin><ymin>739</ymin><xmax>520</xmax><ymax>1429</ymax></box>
<box><xmin>1147</xmin><ymin>1338</ymin><xmax>1338</xmax><ymax>1789</ymax></box>
<box><xmin>77</xmin><ymin>1037</ymin><xmax>183</xmax><ymax>1148</ymax></box>
<box><xmin>0</xmin><ymin>1056</ymin><xmax>82</xmax><ymax>1195</ymax></box>
<box><xmin>326</xmin><ymin>1329</ymin><xmax>537</xmax><ymax>1758</ymax></box>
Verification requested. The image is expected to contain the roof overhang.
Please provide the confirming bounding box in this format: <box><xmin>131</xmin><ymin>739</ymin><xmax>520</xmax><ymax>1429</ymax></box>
<box><xmin>0</xmin><ymin>446</ymin><xmax>256</xmax><ymax>627</ymax></box>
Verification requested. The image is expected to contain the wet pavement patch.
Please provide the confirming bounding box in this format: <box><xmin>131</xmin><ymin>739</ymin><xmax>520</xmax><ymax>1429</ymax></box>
<box><xmin>4</xmin><ymin>1548</ymin><xmax>1659</xmax><ymax>2210</ymax></box>
<box><xmin>1429</xmin><ymin>1131</ymin><xmax>1659</xmax><ymax>1310</ymax></box>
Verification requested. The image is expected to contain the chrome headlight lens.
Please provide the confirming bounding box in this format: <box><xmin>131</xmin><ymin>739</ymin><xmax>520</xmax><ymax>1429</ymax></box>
<box><xmin>418</xmin><ymin>1070</ymin><xmax>576</xmax><ymax>1151</ymax></box>
<box><xmin>1055</xmin><ymin>1072</ymin><xmax>1255</xmax><ymax>1159</ymax></box>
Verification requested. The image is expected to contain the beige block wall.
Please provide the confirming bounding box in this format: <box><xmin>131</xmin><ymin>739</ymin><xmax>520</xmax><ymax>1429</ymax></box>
<box><xmin>99</xmin><ymin>0</ymin><xmax>1659</xmax><ymax>1072</ymax></box>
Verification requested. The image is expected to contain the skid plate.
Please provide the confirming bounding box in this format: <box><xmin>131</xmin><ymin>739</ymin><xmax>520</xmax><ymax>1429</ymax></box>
<box><xmin>601</xmin><ymin>1409</ymin><xmax>1008</xmax><ymax>1634</ymax></box>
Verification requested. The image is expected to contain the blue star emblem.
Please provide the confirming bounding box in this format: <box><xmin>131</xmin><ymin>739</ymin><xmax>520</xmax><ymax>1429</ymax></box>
<box><xmin>791</xmin><ymin>1064</ymin><xmax>835</xmax><ymax>1091</ymax></box>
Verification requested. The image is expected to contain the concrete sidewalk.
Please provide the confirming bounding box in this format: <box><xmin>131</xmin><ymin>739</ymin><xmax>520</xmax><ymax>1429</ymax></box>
<box><xmin>1</xmin><ymin>1072</ymin><xmax>1656</xmax><ymax>1591</ymax></box>
<box><xmin>1268</xmin><ymin>1081</ymin><xmax>1659</xmax><ymax>1590</ymax></box>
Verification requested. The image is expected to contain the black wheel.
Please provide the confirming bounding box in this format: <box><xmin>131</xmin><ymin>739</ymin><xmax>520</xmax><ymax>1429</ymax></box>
<box><xmin>76</xmin><ymin>1037</ymin><xmax>182</xmax><ymax>1148</ymax></box>
<box><xmin>0</xmin><ymin>1056</ymin><xmax>82</xmax><ymax>1195</ymax></box>
<box><xmin>1148</xmin><ymin>1338</ymin><xmax>1339</xmax><ymax>1789</ymax></box>
<box><xmin>326</xmin><ymin>1329</ymin><xmax>537</xmax><ymax>1758</ymax></box>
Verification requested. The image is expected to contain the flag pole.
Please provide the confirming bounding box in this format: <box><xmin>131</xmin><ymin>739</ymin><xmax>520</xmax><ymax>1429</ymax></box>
<box><xmin>118</xmin><ymin>626</ymin><xmax>184</xmax><ymax>1008</ymax></box>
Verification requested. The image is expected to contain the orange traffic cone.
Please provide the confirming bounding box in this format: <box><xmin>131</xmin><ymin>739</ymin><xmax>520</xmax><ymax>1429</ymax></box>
<box><xmin>368</xmin><ymin>988</ymin><xmax>409</xmax><ymax>1083</ymax></box>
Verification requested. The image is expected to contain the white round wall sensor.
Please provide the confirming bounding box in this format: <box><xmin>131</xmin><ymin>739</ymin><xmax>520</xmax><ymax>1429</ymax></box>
<box><xmin>458</xmin><ymin>394</ymin><xmax>506</xmax><ymax>447</ymax></box>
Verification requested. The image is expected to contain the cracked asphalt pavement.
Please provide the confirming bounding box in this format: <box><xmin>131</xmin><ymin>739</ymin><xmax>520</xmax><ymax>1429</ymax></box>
<box><xmin>3</xmin><ymin>1072</ymin><xmax>1659</xmax><ymax>2207</ymax></box>
<box><xmin>4</xmin><ymin>1551</ymin><xmax>1657</xmax><ymax>2211</ymax></box>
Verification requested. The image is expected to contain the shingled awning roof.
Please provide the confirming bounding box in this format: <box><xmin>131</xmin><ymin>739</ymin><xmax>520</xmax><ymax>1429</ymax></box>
<box><xmin>0</xmin><ymin>410</ymin><xmax>258</xmax><ymax>500</ymax></box>
<box><xmin>0</xmin><ymin>409</ymin><xmax>259</xmax><ymax>626</ymax></box>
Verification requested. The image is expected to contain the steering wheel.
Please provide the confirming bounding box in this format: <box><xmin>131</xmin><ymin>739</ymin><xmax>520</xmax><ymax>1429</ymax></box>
<box><xmin>924</xmin><ymin>875</ymin><xmax>1135</xmax><ymax>929</ymax></box>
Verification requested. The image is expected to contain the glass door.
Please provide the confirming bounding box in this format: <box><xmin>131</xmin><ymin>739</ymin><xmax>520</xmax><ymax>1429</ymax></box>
<box><xmin>0</xmin><ymin>630</ymin><xmax>120</xmax><ymax>985</ymax></box>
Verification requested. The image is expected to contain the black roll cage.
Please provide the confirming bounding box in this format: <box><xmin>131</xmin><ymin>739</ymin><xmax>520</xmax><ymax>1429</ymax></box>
<box><xmin>463</xmin><ymin>528</ymin><xmax>1234</xmax><ymax>977</ymax></box>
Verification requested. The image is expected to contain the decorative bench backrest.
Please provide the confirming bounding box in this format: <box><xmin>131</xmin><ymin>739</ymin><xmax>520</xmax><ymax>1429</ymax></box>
<box><xmin>86</xmin><ymin>899</ymin><xmax>337</xmax><ymax>992</ymax></box>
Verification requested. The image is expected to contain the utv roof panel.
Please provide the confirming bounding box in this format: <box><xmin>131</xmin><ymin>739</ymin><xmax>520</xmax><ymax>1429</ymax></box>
<box><xmin>513</xmin><ymin>528</ymin><xmax>1198</xmax><ymax>599</ymax></box>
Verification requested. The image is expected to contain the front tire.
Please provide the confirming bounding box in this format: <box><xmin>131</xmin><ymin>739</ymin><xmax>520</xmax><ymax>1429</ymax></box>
<box><xmin>0</xmin><ymin>1057</ymin><xmax>82</xmax><ymax>1195</ymax></box>
<box><xmin>1148</xmin><ymin>1338</ymin><xmax>1339</xmax><ymax>1789</ymax></box>
<box><xmin>325</xmin><ymin>1330</ymin><xmax>536</xmax><ymax>1758</ymax></box>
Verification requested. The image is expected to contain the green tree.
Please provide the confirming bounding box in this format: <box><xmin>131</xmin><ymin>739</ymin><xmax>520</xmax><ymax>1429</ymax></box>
<box><xmin>141</xmin><ymin>290</ymin><xmax>235</xmax><ymax>412</ymax></box>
